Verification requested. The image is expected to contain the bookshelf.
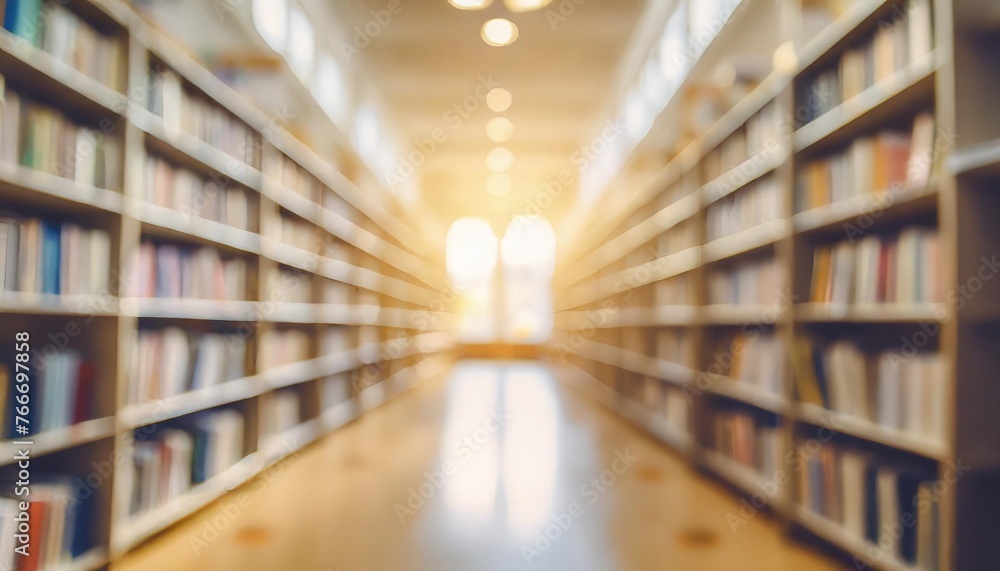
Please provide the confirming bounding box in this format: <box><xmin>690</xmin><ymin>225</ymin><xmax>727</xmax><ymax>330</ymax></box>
<box><xmin>0</xmin><ymin>0</ymin><xmax>455</xmax><ymax>568</ymax></box>
<box><xmin>551</xmin><ymin>0</ymin><xmax>1000</xmax><ymax>569</ymax></box>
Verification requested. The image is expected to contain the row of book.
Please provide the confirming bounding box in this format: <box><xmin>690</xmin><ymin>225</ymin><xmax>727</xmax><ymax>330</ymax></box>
<box><xmin>703</xmin><ymin>126</ymin><xmax>749</xmax><ymax>184</ymax></box>
<box><xmin>797</xmin><ymin>443</ymin><xmax>939</xmax><ymax>569</ymax></box>
<box><xmin>1</xmin><ymin>89</ymin><xmax>123</xmax><ymax>191</ymax></box>
<box><xmin>131</xmin><ymin>409</ymin><xmax>246</xmax><ymax>515</ymax></box>
<box><xmin>809</xmin><ymin>227</ymin><xmax>942</xmax><ymax>306</ymax></box>
<box><xmin>132</xmin><ymin>241</ymin><xmax>248</xmax><ymax>300</ymax></box>
<box><xmin>796</xmin><ymin>113</ymin><xmax>936</xmax><ymax>213</ymax></box>
<box><xmin>266</xmin><ymin>266</ymin><xmax>314</xmax><ymax>304</ymax></box>
<box><xmin>273</xmin><ymin>213</ymin><xmax>320</xmax><ymax>252</ymax></box>
<box><xmin>653</xmin><ymin>275</ymin><xmax>692</xmax><ymax>307</ymax></box>
<box><xmin>260</xmin><ymin>390</ymin><xmax>302</xmax><ymax>446</ymax></box>
<box><xmin>707</xmin><ymin>256</ymin><xmax>781</xmax><ymax>305</ymax></box>
<box><xmin>655</xmin><ymin>329</ymin><xmax>695</xmax><ymax>369</ymax></box>
<box><xmin>2</xmin><ymin>350</ymin><xmax>96</xmax><ymax>438</ymax></box>
<box><xmin>636</xmin><ymin>377</ymin><xmax>689</xmax><ymax>436</ymax></box>
<box><xmin>710</xmin><ymin>331</ymin><xmax>784</xmax><ymax>396</ymax></box>
<box><xmin>322</xmin><ymin>372</ymin><xmax>354</xmax><ymax>411</ymax></box>
<box><xmin>711</xmin><ymin>408</ymin><xmax>781</xmax><ymax>480</ymax></box>
<box><xmin>0</xmin><ymin>216</ymin><xmax>110</xmax><ymax>296</ymax></box>
<box><xmin>274</xmin><ymin>154</ymin><xmax>323</xmax><ymax>201</ymax></box>
<box><xmin>130</xmin><ymin>327</ymin><xmax>247</xmax><ymax>405</ymax></box>
<box><xmin>705</xmin><ymin>175</ymin><xmax>782</xmax><ymax>241</ymax></box>
<box><xmin>147</xmin><ymin>68</ymin><xmax>260</xmax><ymax>168</ymax></box>
<box><xmin>744</xmin><ymin>100</ymin><xmax>784</xmax><ymax>162</ymax></box>
<box><xmin>258</xmin><ymin>329</ymin><xmax>311</xmax><ymax>371</ymax></box>
<box><xmin>797</xmin><ymin>0</ymin><xmax>932</xmax><ymax>125</ymax></box>
<box><xmin>655</xmin><ymin>220</ymin><xmax>699</xmax><ymax>257</ymax></box>
<box><xmin>145</xmin><ymin>156</ymin><xmax>253</xmax><ymax>231</ymax></box>
<box><xmin>793</xmin><ymin>339</ymin><xmax>946</xmax><ymax>441</ymax></box>
<box><xmin>0</xmin><ymin>477</ymin><xmax>97</xmax><ymax>570</ymax></box>
<box><xmin>3</xmin><ymin>0</ymin><xmax>124</xmax><ymax>89</ymax></box>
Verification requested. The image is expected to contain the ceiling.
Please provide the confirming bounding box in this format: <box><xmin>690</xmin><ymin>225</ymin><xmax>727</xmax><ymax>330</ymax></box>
<box><xmin>334</xmin><ymin>0</ymin><xmax>649</xmax><ymax>233</ymax></box>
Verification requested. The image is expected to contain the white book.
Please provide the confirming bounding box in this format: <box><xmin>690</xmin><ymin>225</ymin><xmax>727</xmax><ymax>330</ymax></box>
<box><xmin>877</xmin><ymin>353</ymin><xmax>901</xmax><ymax>430</ymax></box>
<box><xmin>877</xmin><ymin>467</ymin><xmax>901</xmax><ymax>558</ymax></box>
<box><xmin>840</xmin><ymin>451</ymin><xmax>867</xmax><ymax>539</ymax></box>
<box><xmin>161</xmin><ymin>327</ymin><xmax>191</xmax><ymax>398</ymax></box>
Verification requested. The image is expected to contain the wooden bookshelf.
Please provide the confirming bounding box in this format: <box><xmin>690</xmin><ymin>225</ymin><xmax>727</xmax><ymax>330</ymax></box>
<box><xmin>0</xmin><ymin>0</ymin><xmax>455</xmax><ymax>567</ymax></box>
<box><xmin>551</xmin><ymin>0</ymin><xmax>1000</xmax><ymax>568</ymax></box>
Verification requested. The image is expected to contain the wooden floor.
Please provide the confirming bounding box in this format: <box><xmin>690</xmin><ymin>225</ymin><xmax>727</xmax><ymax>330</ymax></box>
<box><xmin>114</xmin><ymin>360</ymin><xmax>844</xmax><ymax>571</ymax></box>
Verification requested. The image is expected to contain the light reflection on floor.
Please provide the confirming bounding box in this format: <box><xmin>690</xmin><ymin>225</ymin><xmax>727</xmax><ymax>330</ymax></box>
<box><xmin>115</xmin><ymin>359</ymin><xmax>844</xmax><ymax>571</ymax></box>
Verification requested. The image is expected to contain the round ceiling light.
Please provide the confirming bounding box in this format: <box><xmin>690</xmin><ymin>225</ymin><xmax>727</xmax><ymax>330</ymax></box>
<box><xmin>487</xmin><ymin>173</ymin><xmax>512</xmax><ymax>197</ymax></box>
<box><xmin>487</xmin><ymin>88</ymin><xmax>512</xmax><ymax>112</ymax></box>
<box><xmin>503</xmin><ymin>0</ymin><xmax>551</xmax><ymax>12</ymax></box>
<box><xmin>487</xmin><ymin>147</ymin><xmax>514</xmax><ymax>172</ymax></box>
<box><xmin>486</xmin><ymin>117</ymin><xmax>514</xmax><ymax>142</ymax></box>
<box><xmin>481</xmin><ymin>18</ymin><xmax>519</xmax><ymax>47</ymax></box>
<box><xmin>449</xmin><ymin>0</ymin><xmax>492</xmax><ymax>9</ymax></box>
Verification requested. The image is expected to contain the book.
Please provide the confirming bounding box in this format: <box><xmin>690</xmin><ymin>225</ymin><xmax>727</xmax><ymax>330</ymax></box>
<box><xmin>809</xmin><ymin>227</ymin><xmax>941</xmax><ymax>306</ymax></box>
<box><xmin>797</xmin><ymin>339</ymin><xmax>945</xmax><ymax>441</ymax></box>
<box><xmin>145</xmin><ymin>155</ymin><xmax>253</xmax><ymax>230</ymax></box>
<box><xmin>707</xmin><ymin>256</ymin><xmax>780</xmax><ymax>305</ymax></box>
<box><xmin>133</xmin><ymin>241</ymin><xmax>248</xmax><ymax>301</ymax></box>
<box><xmin>131</xmin><ymin>327</ymin><xmax>247</xmax><ymax>404</ymax></box>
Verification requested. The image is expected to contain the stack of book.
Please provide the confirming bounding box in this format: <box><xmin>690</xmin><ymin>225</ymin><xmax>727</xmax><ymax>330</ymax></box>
<box><xmin>0</xmin><ymin>476</ymin><xmax>97</xmax><ymax>569</ymax></box>
<box><xmin>796</xmin><ymin>1</ymin><xmax>933</xmax><ymax>126</ymax></box>
<box><xmin>3</xmin><ymin>1</ymin><xmax>123</xmax><ymax>89</ymax></box>
<box><xmin>656</xmin><ymin>329</ymin><xmax>694</xmax><ymax>368</ymax></box>
<box><xmin>145</xmin><ymin>156</ymin><xmax>251</xmax><ymax>230</ymax></box>
<box><xmin>1</xmin><ymin>90</ymin><xmax>123</xmax><ymax>190</ymax></box>
<box><xmin>792</xmin><ymin>339</ymin><xmax>945</xmax><ymax>441</ymax></box>
<box><xmin>712</xmin><ymin>407</ymin><xmax>781</xmax><ymax>480</ymax></box>
<box><xmin>258</xmin><ymin>329</ymin><xmax>311</xmax><ymax>371</ymax></box>
<box><xmin>266</xmin><ymin>266</ymin><xmax>313</xmax><ymax>304</ymax></box>
<box><xmin>2</xmin><ymin>350</ymin><xmax>95</xmax><ymax>437</ymax></box>
<box><xmin>147</xmin><ymin>68</ymin><xmax>260</xmax><ymax>168</ymax></box>
<box><xmin>795</xmin><ymin>113</ymin><xmax>936</xmax><ymax>212</ymax></box>
<box><xmin>131</xmin><ymin>409</ymin><xmax>245</xmax><ymax>515</ymax></box>
<box><xmin>0</xmin><ymin>216</ymin><xmax>110</xmax><ymax>296</ymax></box>
<box><xmin>707</xmin><ymin>257</ymin><xmax>780</xmax><ymax>305</ymax></box>
<box><xmin>796</xmin><ymin>442</ymin><xmax>940</xmax><ymax>569</ymax></box>
<box><xmin>133</xmin><ymin>241</ymin><xmax>248</xmax><ymax>300</ymax></box>
<box><xmin>706</xmin><ymin>175</ymin><xmax>782</xmax><ymax>241</ymax></box>
<box><xmin>809</xmin><ymin>227</ymin><xmax>942</xmax><ymax>306</ymax></box>
<box><xmin>130</xmin><ymin>327</ymin><xmax>247</xmax><ymax>405</ymax></box>
<box><xmin>275</xmin><ymin>154</ymin><xmax>322</xmax><ymax>201</ymax></box>
<box><xmin>711</xmin><ymin>331</ymin><xmax>784</xmax><ymax>395</ymax></box>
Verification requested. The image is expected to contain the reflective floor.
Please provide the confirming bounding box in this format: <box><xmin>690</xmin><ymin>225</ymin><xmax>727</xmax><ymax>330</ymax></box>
<box><xmin>115</xmin><ymin>360</ymin><xmax>842</xmax><ymax>571</ymax></box>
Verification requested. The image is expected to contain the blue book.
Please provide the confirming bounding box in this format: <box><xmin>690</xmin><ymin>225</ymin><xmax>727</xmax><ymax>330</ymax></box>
<box><xmin>40</xmin><ymin>220</ymin><xmax>60</xmax><ymax>294</ymax></box>
<box><xmin>3</xmin><ymin>0</ymin><xmax>43</xmax><ymax>46</ymax></box>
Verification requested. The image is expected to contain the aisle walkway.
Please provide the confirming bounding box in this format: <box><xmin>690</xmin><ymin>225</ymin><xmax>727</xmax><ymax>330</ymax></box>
<box><xmin>115</xmin><ymin>360</ymin><xmax>842</xmax><ymax>571</ymax></box>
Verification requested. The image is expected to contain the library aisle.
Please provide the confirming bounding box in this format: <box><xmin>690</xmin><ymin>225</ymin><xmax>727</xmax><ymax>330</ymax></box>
<box><xmin>114</xmin><ymin>360</ymin><xmax>839</xmax><ymax>571</ymax></box>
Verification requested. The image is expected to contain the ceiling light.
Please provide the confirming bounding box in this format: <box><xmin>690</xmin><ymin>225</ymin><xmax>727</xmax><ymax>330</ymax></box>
<box><xmin>487</xmin><ymin>173</ymin><xmax>512</xmax><ymax>197</ymax></box>
<box><xmin>449</xmin><ymin>0</ymin><xmax>492</xmax><ymax>9</ymax></box>
<box><xmin>487</xmin><ymin>147</ymin><xmax>514</xmax><ymax>172</ymax></box>
<box><xmin>486</xmin><ymin>117</ymin><xmax>514</xmax><ymax>142</ymax></box>
<box><xmin>503</xmin><ymin>0</ymin><xmax>551</xmax><ymax>11</ymax></box>
<box><xmin>481</xmin><ymin>18</ymin><xmax>518</xmax><ymax>47</ymax></box>
<box><xmin>487</xmin><ymin>88</ymin><xmax>512</xmax><ymax>112</ymax></box>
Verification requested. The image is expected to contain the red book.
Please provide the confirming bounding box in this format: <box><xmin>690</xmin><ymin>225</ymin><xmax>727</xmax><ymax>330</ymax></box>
<box><xmin>72</xmin><ymin>361</ymin><xmax>96</xmax><ymax>425</ymax></box>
